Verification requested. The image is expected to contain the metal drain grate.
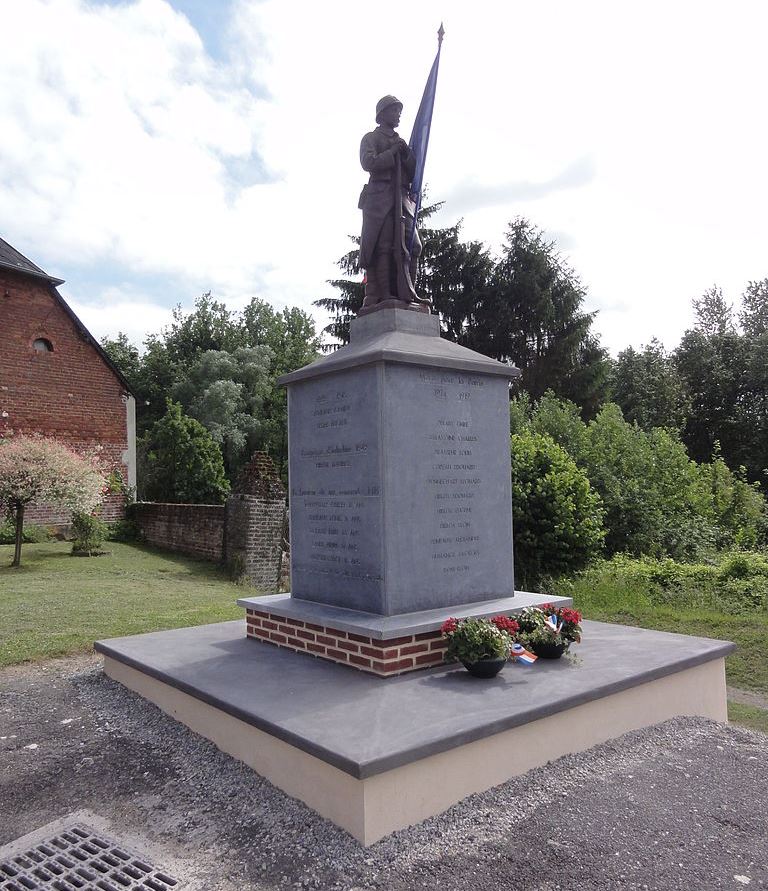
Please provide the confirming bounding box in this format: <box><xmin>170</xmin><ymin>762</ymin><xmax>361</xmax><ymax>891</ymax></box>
<box><xmin>0</xmin><ymin>823</ymin><xmax>180</xmax><ymax>891</ymax></box>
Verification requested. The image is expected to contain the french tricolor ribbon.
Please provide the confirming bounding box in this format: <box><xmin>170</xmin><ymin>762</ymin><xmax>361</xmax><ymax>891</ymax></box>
<box><xmin>511</xmin><ymin>643</ymin><xmax>537</xmax><ymax>665</ymax></box>
<box><xmin>544</xmin><ymin>615</ymin><xmax>562</xmax><ymax>634</ymax></box>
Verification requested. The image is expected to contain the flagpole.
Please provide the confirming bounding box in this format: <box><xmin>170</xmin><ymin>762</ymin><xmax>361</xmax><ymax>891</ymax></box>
<box><xmin>408</xmin><ymin>23</ymin><xmax>444</xmax><ymax>254</ymax></box>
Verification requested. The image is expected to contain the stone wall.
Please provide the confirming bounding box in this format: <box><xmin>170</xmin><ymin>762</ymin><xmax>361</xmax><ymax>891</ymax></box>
<box><xmin>224</xmin><ymin>451</ymin><xmax>286</xmax><ymax>590</ymax></box>
<box><xmin>130</xmin><ymin>452</ymin><xmax>287</xmax><ymax>586</ymax></box>
<box><xmin>130</xmin><ymin>502</ymin><xmax>225</xmax><ymax>561</ymax></box>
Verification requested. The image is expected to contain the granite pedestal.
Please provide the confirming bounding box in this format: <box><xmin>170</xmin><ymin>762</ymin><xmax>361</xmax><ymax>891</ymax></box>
<box><xmin>96</xmin><ymin>619</ymin><xmax>733</xmax><ymax>845</ymax></box>
<box><xmin>279</xmin><ymin>309</ymin><xmax>520</xmax><ymax>617</ymax></box>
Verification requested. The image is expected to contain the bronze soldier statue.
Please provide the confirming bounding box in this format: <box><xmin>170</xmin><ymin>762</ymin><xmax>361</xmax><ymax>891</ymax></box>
<box><xmin>358</xmin><ymin>95</ymin><xmax>429</xmax><ymax>310</ymax></box>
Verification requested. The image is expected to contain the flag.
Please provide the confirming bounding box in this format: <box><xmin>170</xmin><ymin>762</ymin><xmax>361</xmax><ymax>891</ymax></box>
<box><xmin>511</xmin><ymin>643</ymin><xmax>538</xmax><ymax>665</ymax></box>
<box><xmin>408</xmin><ymin>24</ymin><xmax>444</xmax><ymax>250</ymax></box>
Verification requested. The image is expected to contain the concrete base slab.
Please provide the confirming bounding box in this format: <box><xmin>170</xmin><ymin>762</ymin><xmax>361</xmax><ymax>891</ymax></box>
<box><xmin>96</xmin><ymin>620</ymin><xmax>733</xmax><ymax>845</ymax></box>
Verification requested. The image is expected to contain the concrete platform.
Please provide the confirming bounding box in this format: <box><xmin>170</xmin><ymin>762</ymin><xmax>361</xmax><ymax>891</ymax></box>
<box><xmin>95</xmin><ymin>620</ymin><xmax>734</xmax><ymax>845</ymax></box>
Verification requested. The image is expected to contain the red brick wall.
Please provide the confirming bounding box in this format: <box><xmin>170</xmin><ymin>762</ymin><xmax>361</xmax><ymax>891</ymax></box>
<box><xmin>130</xmin><ymin>502</ymin><xmax>225</xmax><ymax>561</ymax></box>
<box><xmin>244</xmin><ymin>606</ymin><xmax>448</xmax><ymax>677</ymax></box>
<box><xmin>0</xmin><ymin>268</ymin><xmax>130</xmax><ymax>524</ymax></box>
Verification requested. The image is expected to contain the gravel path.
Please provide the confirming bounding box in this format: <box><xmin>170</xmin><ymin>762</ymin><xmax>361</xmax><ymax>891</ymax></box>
<box><xmin>2</xmin><ymin>654</ymin><xmax>767</xmax><ymax>890</ymax></box>
<box><xmin>728</xmin><ymin>685</ymin><xmax>768</xmax><ymax>710</ymax></box>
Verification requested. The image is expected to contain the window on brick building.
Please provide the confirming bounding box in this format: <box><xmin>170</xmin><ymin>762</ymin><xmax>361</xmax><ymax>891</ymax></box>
<box><xmin>32</xmin><ymin>338</ymin><xmax>54</xmax><ymax>353</ymax></box>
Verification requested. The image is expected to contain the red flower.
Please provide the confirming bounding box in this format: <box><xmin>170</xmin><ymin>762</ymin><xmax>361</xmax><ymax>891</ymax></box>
<box><xmin>441</xmin><ymin>617</ymin><xmax>459</xmax><ymax>635</ymax></box>
<box><xmin>558</xmin><ymin>607</ymin><xmax>582</xmax><ymax>626</ymax></box>
<box><xmin>491</xmin><ymin>615</ymin><xmax>520</xmax><ymax>635</ymax></box>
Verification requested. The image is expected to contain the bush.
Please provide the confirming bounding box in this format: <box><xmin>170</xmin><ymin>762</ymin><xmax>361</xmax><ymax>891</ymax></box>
<box><xmin>105</xmin><ymin>519</ymin><xmax>140</xmax><ymax>543</ymax></box>
<box><xmin>71</xmin><ymin>512</ymin><xmax>108</xmax><ymax>555</ymax></box>
<box><xmin>510</xmin><ymin>431</ymin><xmax>604</xmax><ymax>589</ymax></box>
<box><xmin>510</xmin><ymin>395</ymin><xmax>768</xmax><ymax>563</ymax></box>
<box><xmin>560</xmin><ymin>553</ymin><xmax>768</xmax><ymax>615</ymax></box>
<box><xmin>0</xmin><ymin>521</ymin><xmax>51</xmax><ymax>544</ymax></box>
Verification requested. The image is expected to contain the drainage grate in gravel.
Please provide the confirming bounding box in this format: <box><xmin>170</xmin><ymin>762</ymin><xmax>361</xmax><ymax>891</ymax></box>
<box><xmin>0</xmin><ymin>823</ymin><xmax>180</xmax><ymax>891</ymax></box>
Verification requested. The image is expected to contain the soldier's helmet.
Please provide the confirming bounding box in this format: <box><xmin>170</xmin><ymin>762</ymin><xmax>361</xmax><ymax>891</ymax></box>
<box><xmin>375</xmin><ymin>95</ymin><xmax>403</xmax><ymax>123</ymax></box>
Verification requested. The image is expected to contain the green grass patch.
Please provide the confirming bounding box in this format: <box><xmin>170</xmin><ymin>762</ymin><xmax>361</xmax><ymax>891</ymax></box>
<box><xmin>0</xmin><ymin>541</ymin><xmax>247</xmax><ymax>666</ymax></box>
<box><xmin>728</xmin><ymin>701</ymin><xmax>768</xmax><ymax>735</ymax></box>
<box><xmin>554</xmin><ymin>555</ymin><xmax>768</xmax><ymax>695</ymax></box>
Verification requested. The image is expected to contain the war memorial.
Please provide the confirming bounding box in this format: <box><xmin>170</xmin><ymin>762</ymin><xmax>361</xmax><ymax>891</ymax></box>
<box><xmin>96</xmin><ymin>83</ymin><xmax>733</xmax><ymax>845</ymax></box>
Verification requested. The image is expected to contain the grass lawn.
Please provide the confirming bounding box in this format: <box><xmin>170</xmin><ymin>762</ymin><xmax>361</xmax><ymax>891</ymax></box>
<box><xmin>727</xmin><ymin>702</ymin><xmax>768</xmax><ymax>734</ymax></box>
<box><xmin>0</xmin><ymin>541</ymin><xmax>245</xmax><ymax>667</ymax></box>
<box><xmin>559</xmin><ymin>575</ymin><xmax>768</xmax><ymax>696</ymax></box>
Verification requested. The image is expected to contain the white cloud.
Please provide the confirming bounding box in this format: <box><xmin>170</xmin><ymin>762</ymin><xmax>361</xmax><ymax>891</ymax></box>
<box><xmin>65</xmin><ymin>287</ymin><xmax>173</xmax><ymax>347</ymax></box>
<box><xmin>0</xmin><ymin>0</ymin><xmax>271</xmax><ymax>293</ymax></box>
<box><xmin>2</xmin><ymin>0</ymin><xmax>768</xmax><ymax>355</ymax></box>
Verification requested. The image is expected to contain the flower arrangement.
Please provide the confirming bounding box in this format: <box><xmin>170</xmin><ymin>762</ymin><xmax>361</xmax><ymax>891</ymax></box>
<box><xmin>515</xmin><ymin>604</ymin><xmax>583</xmax><ymax>656</ymax></box>
<box><xmin>441</xmin><ymin>615</ymin><xmax>520</xmax><ymax>665</ymax></box>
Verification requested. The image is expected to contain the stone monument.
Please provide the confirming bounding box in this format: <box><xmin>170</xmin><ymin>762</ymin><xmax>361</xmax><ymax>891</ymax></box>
<box><xmin>236</xmin><ymin>95</ymin><xmax>541</xmax><ymax>675</ymax></box>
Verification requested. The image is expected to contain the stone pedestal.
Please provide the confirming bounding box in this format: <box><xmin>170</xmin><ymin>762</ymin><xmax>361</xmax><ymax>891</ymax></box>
<box><xmin>280</xmin><ymin>309</ymin><xmax>520</xmax><ymax>617</ymax></box>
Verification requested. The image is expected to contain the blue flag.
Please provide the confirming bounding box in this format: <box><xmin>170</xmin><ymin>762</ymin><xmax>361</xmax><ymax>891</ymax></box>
<box><xmin>408</xmin><ymin>25</ymin><xmax>444</xmax><ymax>249</ymax></box>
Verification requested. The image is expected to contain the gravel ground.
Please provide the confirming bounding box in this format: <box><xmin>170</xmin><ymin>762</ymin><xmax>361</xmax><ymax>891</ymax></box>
<box><xmin>1</xmin><ymin>654</ymin><xmax>767</xmax><ymax>891</ymax></box>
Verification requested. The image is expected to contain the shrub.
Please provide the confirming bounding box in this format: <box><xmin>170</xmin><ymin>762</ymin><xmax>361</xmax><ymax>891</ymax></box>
<box><xmin>105</xmin><ymin>519</ymin><xmax>140</xmax><ymax>542</ymax></box>
<box><xmin>510</xmin><ymin>431</ymin><xmax>604</xmax><ymax>589</ymax></box>
<box><xmin>0</xmin><ymin>521</ymin><xmax>51</xmax><ymax>544</ymax></box>
<box><xmin>560</xmin><ymin>553</ymin><xmax>768</xmax><ymax>616</ymax></box>
<box><xmin>71</xmin><ymin>512</ymin><xmax>108</xmax><ymax>555</ymax></box>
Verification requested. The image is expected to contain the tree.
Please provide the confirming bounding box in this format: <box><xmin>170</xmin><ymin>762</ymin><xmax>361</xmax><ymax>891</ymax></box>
<box><xmin>510</xmin><ymin>431</ymin><xmax>604</xmax><ymax>588</ymax></box>
<box><xmin>692</xmin><ymin>285</ymin><xmax>735</xmax><ymax>337</ymax></box>
<box><xmin>101</xmin><ymin>295</ymin><xmax>321</xmax><ymax>475</ymax></box>
<box><xmin>241</xmin><ymin>299</ymin><xmax>322</xmax><ymax>475</ymax></box>
<box><xmin>610</xmin><ymin>339</ymin><xmax>689</xmax><ymax>431</ymax></box>
<box><xmin>317</xmin><ymin>213</ymin><xmax>609</xmax><ymax>415</ymax></box>
<box><xmin>739</xmin><ymin>279</ymin><xmax>768</xmax><ymax>337</ymax></box>
<box><xmin>139</xmin><ymin>401</ymin><xmax>230</xmax><ymax>504</ymax></box>
<box><xmin>470</xmin><ymin>218</ymin><xmax>609</xmax><ymax>416</ymax></box>
<box><xmin>173</xmin><ymin>347</ymin><xmax>273</xmax><ymax>478</ymax></box>
<box><xmin>0</xmin><ymin>436</ymin><xmax>105</xmax><ymax>566</ymax></box>
<box><xmin>675</xmin><ymin>288</ymin><xmax>751</xmax><ymax>472</ymax></box>
<box><xmin>100</xmin><ymin>333</ymin><xmax>142</xmax><ymax>391</ymax></box>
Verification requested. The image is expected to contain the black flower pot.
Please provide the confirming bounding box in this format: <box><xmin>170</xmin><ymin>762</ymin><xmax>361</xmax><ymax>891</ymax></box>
<box><xmin>531</xmin><ymin>640</ymin><xmax>568</xmax><ymax>660</ymax></box>
<box><xmin>461</xmin><ymin>658</ymin><xmax>506</xmax><ymax>678</ymax></box>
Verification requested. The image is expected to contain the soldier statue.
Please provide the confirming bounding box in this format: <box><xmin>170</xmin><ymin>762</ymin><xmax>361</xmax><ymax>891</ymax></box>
<box><xmin>358</xmin><ymin>95</ymin><xmax>429</xmax><ymax>310</ymax></box>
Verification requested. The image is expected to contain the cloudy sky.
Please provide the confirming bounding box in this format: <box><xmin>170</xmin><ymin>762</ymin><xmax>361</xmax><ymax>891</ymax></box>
<box><xmin>2</xmin><ymin>0</ymin><xmax>767</xmax><ymax>354</ymax></box>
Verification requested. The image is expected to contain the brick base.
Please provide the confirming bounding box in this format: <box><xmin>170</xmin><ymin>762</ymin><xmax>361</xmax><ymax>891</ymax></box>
<box><xmin>244</xmin><ymin>607</ymin><xmax>447</xmax><ymax>677</ymax></box>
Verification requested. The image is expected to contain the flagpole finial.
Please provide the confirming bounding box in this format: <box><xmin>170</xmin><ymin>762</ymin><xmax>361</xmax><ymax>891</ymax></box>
<box><xmin>438</xmin><ymin>23</ymin><xmax>445</xmax><ymax>45</ymax></box>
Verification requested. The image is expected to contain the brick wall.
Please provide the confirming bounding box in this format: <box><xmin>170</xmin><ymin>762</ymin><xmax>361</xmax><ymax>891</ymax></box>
<box><xmin>225</xmin><ymin>495</ymin><xmax>286</xmax><ymax>591</ymax></box>
<box><xmin>244</xmin><ymin>606</ymin><xmax>447</xmax><ymax>677</ymax></box>
<box><xmin>0</xmin><ymin>268</ymin><xmax>131</xmax><ymax>525</ymax></box>
<box><xmin>130</xmin><ymin>502</ymin><xmax>225</xmax><ymax>561</ymax></box>
<box><xmin>224</xmin><ymin>452</ymin><xmax>286</xmax><ymax>590</ymax></box>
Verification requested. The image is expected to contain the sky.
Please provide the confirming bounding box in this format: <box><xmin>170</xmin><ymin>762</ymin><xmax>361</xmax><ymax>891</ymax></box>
<box><xmin>1</xmin><ymin>0</ymin><xmax>767</xmax><ymax>355</ymax></box>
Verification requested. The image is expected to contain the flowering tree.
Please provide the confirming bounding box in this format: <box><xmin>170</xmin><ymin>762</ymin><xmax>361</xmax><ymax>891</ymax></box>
<box><xmin>0</xmin><ymin>436</ymin><xmax>106</xmax><ymax>566</ymax></box>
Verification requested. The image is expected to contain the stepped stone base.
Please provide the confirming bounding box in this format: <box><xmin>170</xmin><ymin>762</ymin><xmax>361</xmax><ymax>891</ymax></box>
<box><xmin>96</xmin><ymin>619</ymin><xmax>733</xmax><ymax>845</ymax></box>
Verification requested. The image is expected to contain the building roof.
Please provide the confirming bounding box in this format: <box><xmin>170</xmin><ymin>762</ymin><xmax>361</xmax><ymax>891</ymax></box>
<box><xmin>0</xmin><ymin>236</ymin><xmax>65</xmax><ymax>285</ymax></box>
<box><xmin>0</xmin><ymin>234</ymin><xmax>134</xmax><ymax>396</ymax></box>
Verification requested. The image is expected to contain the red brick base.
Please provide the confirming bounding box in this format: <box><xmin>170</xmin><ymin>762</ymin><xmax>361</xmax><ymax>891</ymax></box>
<box><xmin>244</xmin><ymin>607</ymin><xmax>447</xmax><ymax>677</ymax></box>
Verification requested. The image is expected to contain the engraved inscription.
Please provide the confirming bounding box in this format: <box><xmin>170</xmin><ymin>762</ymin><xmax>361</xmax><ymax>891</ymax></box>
<box><xmin>418</xmin><ymin>372</ymin><xmax>489</xmax><ymax>574</ymax></box>
<box><xmin>290</xmin><ymin>371</ymin><xmax>383</xmax><ymax>595</ymax></box>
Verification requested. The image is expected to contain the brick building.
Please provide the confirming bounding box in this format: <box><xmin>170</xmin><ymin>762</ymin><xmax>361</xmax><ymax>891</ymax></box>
<box><xmin>0</xmin><ymin>236</ymin><xmax>136</xmax><ymax>525</ymax></box>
